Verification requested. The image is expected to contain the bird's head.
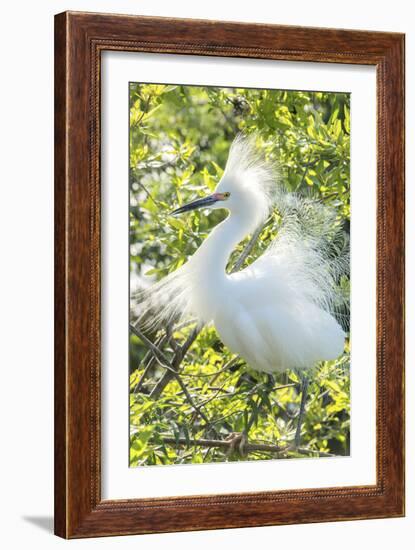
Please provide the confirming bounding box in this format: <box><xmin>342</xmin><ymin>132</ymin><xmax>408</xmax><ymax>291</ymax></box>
<box><xmin>170</xmin><ymin>189</ymin><xmax>232</xmax><ymax>216</ymax></box>
<box><xmin>171</xmin><ymin>134</ymin><xmax>277</xmax><ymax>228</ymax></box>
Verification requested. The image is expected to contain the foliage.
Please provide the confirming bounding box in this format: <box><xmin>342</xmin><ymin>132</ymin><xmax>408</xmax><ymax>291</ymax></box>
<box><xmin>129</xmin><ymin>83</ymin><xmax>350</xmax><ymax>467</ymax></box>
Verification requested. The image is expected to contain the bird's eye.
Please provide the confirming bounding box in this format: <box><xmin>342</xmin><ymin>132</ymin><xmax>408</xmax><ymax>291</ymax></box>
<box><xmin>223</xmin><ymin>192</ymin><xmax>230</xmax><ymax>199</ymax></box>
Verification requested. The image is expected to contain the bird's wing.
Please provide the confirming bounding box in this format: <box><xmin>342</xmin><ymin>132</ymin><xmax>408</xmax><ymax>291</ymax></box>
<box><xmin>240</xmin><ymin>194</ymin><xmax>350</xmax><ymax>328</ymax></box>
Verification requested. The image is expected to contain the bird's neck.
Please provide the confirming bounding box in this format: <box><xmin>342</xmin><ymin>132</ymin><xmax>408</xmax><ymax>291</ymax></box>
<box><xmin>193</xmin><ymin>214</ymin><xmax>254</xmax><ymax>282</ymax></box>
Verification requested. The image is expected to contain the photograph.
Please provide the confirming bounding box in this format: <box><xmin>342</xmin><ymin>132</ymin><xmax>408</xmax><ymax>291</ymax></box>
<box><xmin>129</xmin><ymin>83</ymin><xmax>351</xmax><ymax>467</ymax></box>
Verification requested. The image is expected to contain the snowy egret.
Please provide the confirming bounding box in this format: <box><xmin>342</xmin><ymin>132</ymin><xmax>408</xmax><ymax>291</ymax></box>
<box><xmin>136</xmin><ymin>135</ymin><xmax>349</xmax><ymax>445</ymax></box>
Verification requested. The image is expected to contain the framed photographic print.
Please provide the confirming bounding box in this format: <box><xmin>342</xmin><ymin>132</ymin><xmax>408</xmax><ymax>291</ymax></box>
<box><xmin>54</xmin><ymin>11</ymin><xmax>405</xmax><ymax>538</ymax></box>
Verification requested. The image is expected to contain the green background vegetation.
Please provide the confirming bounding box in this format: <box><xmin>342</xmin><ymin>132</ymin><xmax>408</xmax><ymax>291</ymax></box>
<box><xmin>129</xmin><ymin>83</ymin><xmax>350</xmax><ymax>467</ymax></box>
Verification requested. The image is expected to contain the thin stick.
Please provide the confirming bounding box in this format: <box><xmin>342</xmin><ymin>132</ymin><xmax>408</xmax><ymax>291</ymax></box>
<box><xmin>129</xmin><ymin>324</ymin><xmax>169</xmax><ymax>364</ymax></box>
<box><xmin>160</xmin><ymin>437</ymin><xmax>335</xmax><ymax>458</ymax></box>
<box><xmin>294</xmin><ymin>375</ymin><xmax>309</xmax><ymax>447</ymax></box>
<box><xmin>133</xmin><ymin>332</ymin><xmax>169</xmax><ymax>394</ymax></box>
<box><xmin>231</xmin><ymin>223</ymin><xmax>264</xmax><ymax>271</ymax></box>
<box><xmin>149</xmin><ymin>327</ymin><xmax>199</xmax><ymax>399</ymax></box>
<box><xmin>161</xmin><ymin>436</ymin><xmax>284</xmax><ymax>454</ymax></box>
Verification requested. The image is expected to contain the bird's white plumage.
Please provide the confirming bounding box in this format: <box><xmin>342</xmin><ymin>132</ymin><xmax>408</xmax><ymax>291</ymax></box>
<box><xmin>135</xmin><ymin>135</ymin><xmax>349</xmax><ymax>372</ymax></box>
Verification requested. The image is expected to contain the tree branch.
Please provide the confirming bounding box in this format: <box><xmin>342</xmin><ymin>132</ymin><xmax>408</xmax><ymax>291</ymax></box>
<box><xmin>160</xmin><ymin>436</ymin><xmax>336</xmax><ymax>458</ymax></box>
<box><xmin>161</xmin><ymin>436</ymin><xmax>284</xmax><ymax>455</ymax></box>
<box><xmin>133</xmin><ymin>332</ymin><xmax>170</xmax><ymax>394</ymax></box>
<box><xmin>231</xmin><ymin>223</ymin><xmax>263</xmax><ymax>272</ymax></box>
<box><xmin>148</xmin><ymin>327</ymin><xmax>199</xmax><ymax>399</ymax></box>
<box><xmin>130</xmin><ymin>324</ymin><xmax>211</xmax><ymax>425</ymax></box>
<box><xmin>170</xmin><ymin>373</ymin><xmax>211</xmax><ymax>426</ymax></box>
<box><xmin>130</xmin><ymin>323</ymin><xmax>169</xmax><ymax>365</ymax></box>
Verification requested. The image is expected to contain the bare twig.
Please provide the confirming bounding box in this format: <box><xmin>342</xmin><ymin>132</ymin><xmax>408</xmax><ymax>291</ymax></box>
<box><xmin>133</xmin><ymin>332</ymin><xmax>170</xmax><ymax>393</ymax></box>
<box><xmin>174</xmin><ymin>358</ymin><xmax>239</xmax><ymax>379</ymax></box>
<box><xmin>198</xmin><ymin>380</ymin><xmax>230</xmax><ymax>409</ymax></box>
<box><xmin>160</xmin><ymin>436</ymin><xmax>335</xmax><ymax>458</ymax></box>
<box><xmin>161</xmin><ymin>436</ymin><xmax>284</xmax><ymax>455</ymax></box>
<box><xmin>134</xmin><ymin>180</ymin><xmax>160</xmax><ymax>207</ymax></box>
<box><xmin>208</xmin><ymin>356</ymin><xmax>240</xmax><ymax>384</ymax></box>
<box><xmin>129</xmin><ymin>324</ymin><xmax>169</xmax><ymax>365</ymax></box>
<box><xmin>149</xmin><ymin>327</ymin><xmax>199</xmax><ymax>399</ymax></box>
<box><xmin>133</xmin><ymin>94</ymin><xmax>151</xmax><ymax>127</ymax></box>
<box><xmin>231</xmin><ymin>223</ymin><xmax>264</xmax><ymax>272</ymax></box>
<box><xmin>130</xmin><ymin>325</ymin><xmax>212</xmax><ymax>425</ymax></box>
<box><xmin>171</xmin><ymin>374</ymin><xmax>211</xmax><ymax>426</ymax></box>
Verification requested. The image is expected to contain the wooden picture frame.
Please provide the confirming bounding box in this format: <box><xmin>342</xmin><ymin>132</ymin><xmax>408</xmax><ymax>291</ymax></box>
<box><xmin>54</xmin><ymin>11</ymin><xmax>405</xmax><ymax>538</ymax></box>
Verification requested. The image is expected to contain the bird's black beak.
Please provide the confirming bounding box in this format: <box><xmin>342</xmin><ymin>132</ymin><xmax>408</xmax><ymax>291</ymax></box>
<box><xmin>170</xmin><ymin>194</ymin><xmax>219</xmax><ymax>216</ymax></box>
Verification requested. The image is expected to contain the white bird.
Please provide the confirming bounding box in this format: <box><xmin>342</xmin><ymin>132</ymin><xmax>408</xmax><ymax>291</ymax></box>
<box><xmin>135</xmin><ymin>135</ymin><xmax>349</xmax><ymax>443</ymax></box>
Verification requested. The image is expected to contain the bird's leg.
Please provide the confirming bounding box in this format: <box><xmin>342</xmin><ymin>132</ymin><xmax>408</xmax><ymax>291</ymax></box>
<box><xmin>294</xmin><ymin>373</ymin><xmax>309</xmax><ymax>448</ymax></box>
<box><xmin>242</xmin><ymin>374</ymin><xmax>275</xmax><ymax>436</ymax></box>
<box><xmin>267</xmin><ymin>373</ymin><xmax>276</xmax><ymax>389</ymax></box>
<box><xmin>225</xmin><ymin>432</ymin><xmax>248</xmax><ymax>458</ymax></box>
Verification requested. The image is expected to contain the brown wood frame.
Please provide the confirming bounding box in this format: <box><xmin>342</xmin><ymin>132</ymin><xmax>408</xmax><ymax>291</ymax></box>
<box><xmin>54</xmin><ymin>10</ymin><xmax>405</xmax><ymax>539</ymax></box>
